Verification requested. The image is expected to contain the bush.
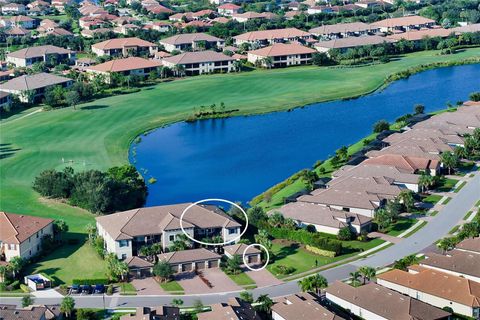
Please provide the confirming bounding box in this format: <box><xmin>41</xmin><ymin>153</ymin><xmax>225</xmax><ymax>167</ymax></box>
<box><xmin>8</xmin><ymin>280</ymin><xmax>20</xmax><ymax>290</ymax></box>
<box><xmin>470</xmin><ymin>92</ymin><xmax>480</xmax><ymax>102</ymax></box>
<box><xmin>76</xmin><ymin>309</ymin><xmax>98</xmax><ymax>320</ymax></box>
<box><xmin>106</xmin><ymin>285</ymin><xmax>113</xmax><ymax>295</ymax></box>
<box><xmin>271</xmin><ymin>264</ymin><xmax>295</xmax><ymax>275</ymax></box>
<box><xmin>72</xmin><ymin>278</ymin><xmax>109</xmax><ymax>285</ymax></box>
<box><xmin>337</xmin><ymin>227</ymin><xmax>355</xmax><ymax>241</ymax></box>
<box><xmin>305</xmin><ymin>245</ymin><xmax>337</xmax><ymax>257</ymax></box>
<box><xmin>267</xmin><ymin>227</ymin><xmax>342</xmax><ymax>255</ymax></box>
<box><xmin>20</xmin><ymin>284</ymin><xmax>31</xmax><ymax>293</ymax></box>
<box><xmin>373</xmin><ymin>120</ymin><xmax>390</xmax><ymax>133</ymax></box>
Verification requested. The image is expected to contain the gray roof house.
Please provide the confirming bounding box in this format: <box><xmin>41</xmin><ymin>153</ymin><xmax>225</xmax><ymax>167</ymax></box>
<box><xmin>96</xmin><ymin>203</ymin><xmax>242</xmax><ymax>259</ymax></box>
<box><xmin>159</xmin><ymin>33</ymin><xmax>224</xmax><ymax>52</ymax></box>
<box><xmin>6</xmin><ymin>45</ymin><xmax>76</xmax><ymax>67</ymax></box>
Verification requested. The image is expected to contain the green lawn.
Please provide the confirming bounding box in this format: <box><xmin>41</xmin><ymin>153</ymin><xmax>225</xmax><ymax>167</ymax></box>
<box><xmin>227</xmin><ymin>272</ymin><xmax>256</xmax><ymax>287</ymax></box>
<box><xmin>117</xmin><ymin>282</ymin><xmax>137</xmax><ymax>295</ymax></box>
<box><xmin>2</xmin><ymin>48</ymin><xmax>480</xmax><ymax>283</ymax></box>
<box><xmin>385</xmin><ymin>218</ymin><xmax>417</xmax><ymax>237</ymax></box>
<box><xmin>442</xmin><ymin>197</ymin><xmax>452</xmax><ymax>205</ymax></box>
<box><xmin>436</xmin><ymin>177</ymin><xmax>459</xmax><ymax>192</ymax></box>
<box><xmin>423</xmin><ymin>194</ymin><xmax>443</xmax><ymax>205</ymax></box>
<box><xmin>160</xmin><ymin>280</ymin><xmax>184</xmax><ymax>293</ymax></box>
<box><xmin>454</xmin><ymin>181</ymin><xmax>466</xmax><ymax>193</ymax></box>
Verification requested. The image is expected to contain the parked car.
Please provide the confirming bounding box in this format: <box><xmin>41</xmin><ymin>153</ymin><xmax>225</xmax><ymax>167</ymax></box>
<box><xmin>70</xmin><ymin>284</ymin><xmax>81</xmax><ymax>294</ymax></box>
<box><xmin>94</xmin><ymin>284</ymin><xmax>105</xmax><ymax>294</ymax></box>
<box><xmin>81</xmin><ymin>285</ymin><xmax>92</xmax><ymax>294</ymax></box>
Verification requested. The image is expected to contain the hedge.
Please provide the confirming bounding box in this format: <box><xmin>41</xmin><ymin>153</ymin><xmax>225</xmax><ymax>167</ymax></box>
<box><xmin>72</xmin><ymin>278</ymin><xmax>109</xmax><ymax>285</ymax></box>
<box><xmin>20</xmin><ymin>284</ymin><xmax>31</xmax><ymax>293</ymax></box>
<box><xmin>267</xmin><ymin>227</ymin><xmax>342</xmax><ymax>255</ymax></box>
<box><xmin>305</xmin><ymin>245</ymin><xmax>337</xmax><ymax>258</ymax></box>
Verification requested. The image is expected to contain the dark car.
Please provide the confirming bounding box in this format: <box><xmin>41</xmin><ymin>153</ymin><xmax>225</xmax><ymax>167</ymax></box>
<box><xmin>81</xmin><ymin>285</ymin><xmax>92</xmax><ymax>294</ymax></box>
<box><xmin>71</xmin><ymin>284</ymin><xmax>81</xmax><ymax>294</ymax></box>
<box><xmin>94</xmin><ymin>284</ymin><xmax>105</xmax><ymax>294</ymax></box>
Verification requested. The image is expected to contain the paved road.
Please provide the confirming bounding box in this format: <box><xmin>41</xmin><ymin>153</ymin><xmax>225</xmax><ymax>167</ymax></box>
<box><xmin>2</xmin><ymin>174</ymin><xmax>479</xmax><ymax>308</ymax></box>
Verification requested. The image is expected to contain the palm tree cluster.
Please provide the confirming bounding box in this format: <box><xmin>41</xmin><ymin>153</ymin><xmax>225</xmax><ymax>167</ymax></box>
<box><xmin>139</xmin><ymin>243</ymin><xmax>162</xmax><ymax>261</ymax></box>
<box><xmin>298</xmin><ymin>274</ymin><xmax>328</xmax><ymax>295</ymax></box>
<box><xmin>105</xmin><ymin>253</ymin><xmax>129</xmax><ymax>282</ymax></box>
<box><xmin>349</xmin><ymin>266</ymin><xmax>376</xmax><ymax>287</ymax></box>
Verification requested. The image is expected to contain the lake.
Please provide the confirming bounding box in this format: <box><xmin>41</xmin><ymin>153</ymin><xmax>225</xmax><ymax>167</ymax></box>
<box><xmin>130</xmin><ymin>64</ymin><xmax>480</xmax><ymax>206</ymax></box>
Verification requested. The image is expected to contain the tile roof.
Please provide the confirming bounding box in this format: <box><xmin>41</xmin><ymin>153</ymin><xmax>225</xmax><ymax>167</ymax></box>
<box><xmin>326</xmin><ymin>281</ymin><xmax>451</xmax><ymax>320</ymax></box>
<box><xmin>420</xmin><ymin>250</ymin><xmax>480</xmax><ymax>278</ymax></box>
<box><xmin>384</xmin><ymin>128</ymin><xmax>464</xmax><ymax>146</ymax></box>
<box><xmin>371</xmin><ymin>15</ymin><xmax>436</xmax><ymax>28</ymax></box>
<box><xmin>273</xmin><ymin>293</ymin><xmax>344</xmax><ymax>320</ymax></box>
<box><xmin>197</xmin><ymin>298</ymin><xmax>261</xmax><ymax>320</ymax></box>
<box><xmin>272</xmin><ymin>202</ymin><xmax>372</xmax><ymax>228</ymax></box>
<box><xmin>455</xmin><ymin>237</ymin><xmax>480</xmax><ymax>254</ymax></box>
<box><xmin>96</xmin><ymin>203</ymin><xmax>241</xmax><ymax>241</ymax></box>
<box><xmin>363</xmin><ymin>154</ymin><xmax>439</xmax><ymax>173</ymax></box>
<box><xmin>0</xmin><ymin>306</ymin><xmax>48</xmax><ymax>320</ymax></box>
<box><xmin>121</xmin><ymin>306</ymin><xmax>180</xmax><ymax>320</ymax></box>
<box><xmin>234</xmin><ymin>27</ymin><xmax>311</xmax><ymax>42</ymax></box>
<box><xmin>314</xmin><ymin>35</ymin><xmax>394</xmax><ymax>49</ymax></box>
<box><xmin>0</xmin><ymin>212</ymin><xmax>53</xmax><ymax>244</ymax></box>
<box><xmin>332</xmin><ymin>163</ymin><xmax>419</xmax><ymax>184</ymax></box>
<box><xmin>159</xmin><ymin>32</ymin><xmax>222</xmax><ymax>45</ymax></box>
<box><xmin>0</xmin><ymin>73</ymin><xmax>72</xmax><ymax>91</ymax></box>
<box><xmin>248</xmin><ymin>43</ymin><xmax>316</xmax><ymax>57</ymax></box>
<box><xmin>377</xmin><ymin>267</ymin><xmax>480</xmax><ymax>307</ymax></box>
<box><xmin>223</xmin><ymin>243</ymin><xmax>261</xmax><ymax>256</ymax></box>
<box><xmin>86</xmin><ymin>57</ymin><xmax>161</xmax><ymax>73</ymax></box>
<box><xmin>92</xmin><ymin>37</ymin><xmax>157</xmax><ymax>50</ymax></box>
<box><xmin>386</xmin><ymin>28</ymin><xmax>453</xmax><ymax>41</ymax></box>
<box><xmin>159</xmin><ymin>248</ymin><xmax>221</xmax><ymax>264</ymax></box>
<box><xmin>366</xmin><ymin>144</ymin><xmax>441</xmax><ymax>160</ymax></box>
<box><xmin>125</xmin><ymin>256</ymin><xmax>154</xmax><ymax>269</ymax></box>
<box><xmin>310</xmin><ymin>22</ymin><xmax>376</xmax><ymax>35</ymax></box>
<box><xmin>452</xmin><ymin>23</ymin><xmax>480</xmax><ymax>33</ymax></box>
<box><xmin>162</xmin><ymin>51</ymin><xmax>234</xmax><ymax>65</ymax></box>
<box><xmin>7</xmin><ymin>45</ymin><xmax>73</xmax><ymax>59</ymax></box>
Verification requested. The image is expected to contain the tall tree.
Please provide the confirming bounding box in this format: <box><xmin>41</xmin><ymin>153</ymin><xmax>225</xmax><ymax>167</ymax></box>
<box><xmin>60</xmin><ymin>296</ymin><xmax>75</xmax><ymax>318</ymax></box>
<box><xmin>358</xmin><ymin>266</ymin><xmax>376</xmax><ymax>285</ymax></box>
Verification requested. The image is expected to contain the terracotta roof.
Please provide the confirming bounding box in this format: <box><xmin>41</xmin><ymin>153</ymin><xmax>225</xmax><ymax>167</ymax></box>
<box><xmin>232</xmin><ymin>11</ymin><xmax>265</xmax><ymax>19</ymax></box>
<box><xmin>325</xmin><ymin>281</ymin><xmax>451</xmax><ymax>320</ymax></box>
<box><xmin>332</xmin><ymin>163</ymin><xmax>419</xmax><ymax>185</ymax></box>
<box><xmin>452</xmin><ymin>23</ymin><xmax>480</xmax><ymax>33</ymax></box>
<box><xmin>456</xmin><ymin>237</ymin><xmax>480</xmax><ymax>254</ymax></box>
<box><xmin>159</xmin><ymin>32</ymin><xmax>222</xmax><ymax>45</ymax></box>
<box><xmin>310</xmin><ymin>22</ymin><xmax>376</xmax><ymax>35</ymax></box>
<box><xmin>197</xmin><ymin>298</ymin><xmax>261</xmax><ymax>320</ymax></box>
<box><xmin>223</xmin><ymin>243</ymin><xmax>261</xmax><ymax>256</ymax></box>
<box><xmin>273</xmin><ymin>293</ymin><xmax>344</xmax><ymax>320</ymax></box>
<box><xmin>371</xmin><ymin>15</ymin><xmax>436</xmax><ymax>28</ymax></box>
<box><xmin>0</xmin><ymin>306</ymin><xmax>48</xmax><ymax>320</ymax></box>
<box><xmin>363</xmin><ymin>154</ymin><xmax>439</xmax><ymax>172</ymax></box>
<box><xmin>314</xmin><ymin>35</ymin><xmax>394</xmax><ymax>49</ymax></box>
<box><xmin>366</xmin><ymin>144</ymin><xmax>441</xmax><ymax>160</ymax></box>
<box><xmin>86</xmin><ymin>57</ymin><xmax>161</xmax><ymax>73</ymax></box>
<box><xmin>5</xmin><ymin>27</ymin><xmax>30</xmax><ymax>36</ymax></box>
<box><xmin>234</xmin><ymin>27</ymin><xmax>311</xmax><ymax>42</ymax></box>
<box><xmin>92</xmin><ymin>37</ymin><xmax>157</xmax><ymax>50</ymax></box>
<box><xmin>386</xmin><ymin>28</ymin><xmax>453</xmax><ymax>41</ymax></box>
<box><xmin>162</xmin><ymin>51</ymin><xmax>234</xmax><ymax>65</ymax></box>
<box><xmin>377</xmin><ymin>267</ymin><xmax>480</xmax><ymax>307</ymax></box>
<box><xmin>248</xmin><ymin>43</ymin><xmax>315</xmax><ymax>57</ymax></box>
<box><xmin>0</xmin><ymin>73</ymin><xmax>71</xmax><ymax>91</ymax></box>
<box><xmin>272</xmin><ymin>202</ymin><xmax>372</xmax><ymax>228</ymax></box>
<box><xmin>159</xmin><ymin>248</ymin><xmax>220</xmax><ymax>264</ymax></box>
<box><xmin>384</xmin><ymin>128</ymin><xmax>464</xmax><ymax>146</ymax></box>
<box><xmin>218</xmin><ymin>3</ymin><xmax>241</xmax><ymax>10</ymax></box>
<box><xmin>125</xmin><ymin>256</ymin><xmax>154</xmax><ymax>269</ymax></box>
<box><xmin>96</xmin><ymin>203</ymin><xmax>241</xmax><ymax>241</ymax></box>
<box><xmin>7</xmin><ymin>45</ymin><xmax>73</xmax><ymax>59</ymax></box>
<box><xmin>0</xmin><ymin>212</ymin><xmax>53</xmax><ymax>244</ymax></box>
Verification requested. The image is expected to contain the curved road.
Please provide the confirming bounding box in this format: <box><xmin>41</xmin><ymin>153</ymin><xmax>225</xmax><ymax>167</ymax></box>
<box><xmin>3</xmin><ymin>173</ymin><xmax>479</xmax><ymax>308</ymax></box>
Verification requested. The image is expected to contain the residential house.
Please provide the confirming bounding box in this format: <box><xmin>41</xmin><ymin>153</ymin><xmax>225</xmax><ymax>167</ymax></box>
<box><xmin>0</xmin><ymin>305</ymin><xmax>62</xmax><ymax>320</ymax></box>
<box><xmin>0</xmin><ymin>73</ymin><xmax>73</xmax><ymax>103</ymax></box>
<box><xmin>95</xmin><ymin>203</ymin><xmax>242</xmax><ymax>259</ymax></box>
<box><xmin>0</xmin><ymin>212</ymin><xmax>54</xmax><ymax>262</ymax></box>
<box><xmin>6</xmin><ymin>45</ymin><xmax>76</xmax><ymax>67</ymax></box>
<box><xmin>113</xmin><ymin>23</ymin><xmax>140</xmax><ymax>35</ymax></box>
<box><xmin>125</xmin><ymin>256</ymin><xmax>154</xmax><ymax>278</ymax></box>
<box><xmin>362</xmin><ymin>154</ymin><xmax>440</xmax><ymax>176</ymax></box>
<box><xmin>1</xmin><ymin>2</ymin><xmax>26</xmax><ymax>14</ymax></box>
<box><xmin>5</xmin><ymin>26</ymin><xmax>30</xmax><ymax>37</ymax></box>
<box><xmin>419</xmin><ymin>250</ymin><xmax>480</xmax><ymax>283</ymax></box>
<box><xmin>247</xmin><ymin>43</ymin><xmax>316</xmax><ymax>68</ymax></box>
<box><xmin>158</xmin><ymin>248</ymin><xmax>221</xmax><ymax>273</ymax></box>
<box><xmin>232</xmin><ymin>12</ymin><xmax>267</xmax><ymax>23</ymax></box>
<box><xmin>384</xmin><ymin>128</ymin><xmax>465</xmax><ymax>148</ymax></box>
<box><xmin>325</xmin><ymin>281</ymin><xmax>451</xmax><ymax>320</ymax></box>
<box><xmin>159</xmin><ymin>33</ymin><xmax>224</xmax><ymax>52</ymax></box>
<box><xmin>307</xmin><ymin>6</ymin><xmax>334</xmax><ymax>14</ymax></box>
<box><xmin>272</xmin><ymin>293</ymin><xmax>345</xmax><ymax>320</ymax></box>
<box><xmin>161</xmin><ymin>51</ymin><xmax>235</xmax><ymax>75</ymax></box>
<box><xmin>5</xmin><ymin>15</ymin><xmax>37</xmax><ymax>29</ymax></box>
<box><xmin>217</xmin><ymin>3</ymin><xmax>241</xmax><ymax>16</ymax></box>
<box><xmin>386</xmin><ymin>28</ymin><xmax>453</xmax><ymax>45</ymax></box>
<box><xmin>272</xmin><ymin>201</ymin><xmax>372</xmax><ymax>235</ymax></box>
<box><xmin>120</xmin><ymin>306</ymin><xmax>180</xmax><ymax>320</ymax></box>
<box><xmin>223</xmin><ymin>243</ymin><xmax>261</xmax><ymax>264</ymax></box>
<box><xmin>377</xmin><ymin>266</ymin><xmax>480</xmax><ymax>318</ymax></box>
<box><xmin>453</xmin><ymin>23</ymin><xmax>480</xmax><ymax>34</ymax></box>
<box><xmin>85</xmin><ymin>57</ymin><xmax>161</xmax><ymax>82</ymax></box>
<box><xmin>233</xmin><ymin>28</ymin><xmax>313</xmax><ymax>47</ymax></box>
<box><xmin>197</xmin><ymin>298</ymin><xmax>261</xmax><ymax>320</ymax></box>
<box><xmin>371</xmin><ymin>15</ymin><xmax>436</xmax><ymax>33</ymax></box>
<box><xmin>0</xmin><ymin>92</ymin><xmax>12</xmax><ymax>110</ymax></box>
<box><xmin>309</xmin><ymin>22</ymin><xmax>379</xmax><ymax>40</ymax></box>
<box><xmin>314</xmin><ymin>35</ymin><xmax>394</xmax><ymax>54</ymax></box>
<box><xmin>413</xmin><ymin>105</ymin><xmax>480</xmax><ymax>134</ymax></box>
<box><xmin>91</xmin><ymin>37</ymin><xmax>158</xmax><ymax>57</ymax></box>
<box><xmin>298</xmin><ymin>175</ymin><xmax>403</xmax><ymax>217</ymax></box>
<box><xmin>51</xmin><ymin>0</ymin><xmax>75</xmax><ymax>12</ymax></box>
<box><xmin>456</xmin><ymin>237</ymin><xmax>480</xmax><ymax>255</ymax></box>
<box><xmin>331</xmin><ymin>163</ymin><xmax>420</xmax><ymax>192</ymax></box>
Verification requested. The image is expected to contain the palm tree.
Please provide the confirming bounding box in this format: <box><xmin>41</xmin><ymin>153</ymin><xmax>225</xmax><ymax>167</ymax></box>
<box><xmin>349</xmin><ymin>271</ymin><xmax>361</xmax><ymax>287</ymax></box>
<box><xmin>298</xmin><ymin>276</ymin><xmax>314</xmax><ymax>293</ymax></box>
<box><xmin>8</xmin><ymin>257</ymin><xmax>24</xmax><ymax>279</ymax></box>
<box><xmin>173</xmin><ymin>64</ymin><xmax>186</xmax><ymax>77</ymax></box>
<box><xmin>262</xmin><ymin>57</ymin><xmax>274</xmax><ymax>69</ymax></box>
<box><xmin>437</xmin><ymin>237</ymin><xmax>457</xmax><ymax>254</ymax></box>
<box><xmin>358</xmin><ymin>266</ymin><xmax>376</xmax><ymax>285</ymax></box>
<box><xmin>397</xmin><ymin>190</ymin><xmax>415</xmax><ymax>213</ymax></box>
<box><xmin>454</xmin><ymin>146</ymin><xmax>467</xmax><ymax>160</ymax></box>
<box><xmin>171</xmin><ymin>298</ymin><xmax>184</xmax><ymax>307</ymax></box>
<box><xmin>440</xmin><ymin>151</ymin><xmax>458</xmax><ymax>175</ymax></box>
<box><xmin>255</xmin><ymin>294</ymin><xmax>273</xmax><ymax>314</ymax></box>
<box><xmin>298</xmin><ymin>274</ymin><xmax>328</xmax><ymax>294</ymax></box>
<box><xmin>233</xmin><ymin>60</ymin><xmax>243</xmax><ymax>72</ymax></box>
<box><xmin>117</xmin><ymin>261</ymin><xmax>129</xmax><ymax>282</ymax></box>
<box><xmin>418</xmin><ymin>173</ymin><xmax>433</xmax><ymax>193</ymax></box>
<box><xmin>60</xmin><ymin>296</ymin><xmax>75</xmax><ymax>318</ymax></box>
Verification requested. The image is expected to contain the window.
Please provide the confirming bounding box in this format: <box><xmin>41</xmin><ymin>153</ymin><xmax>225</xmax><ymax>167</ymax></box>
<box><xmin>121</xmin><ymin>254</ymin><xmax>127</xmax><ymax>260</ymax></box>
<box><xmin>228</xmin><ymin>228</ymin><xmax>237</xmax><ymax>235</ymax></box>
<box><xmin>118</xmin><ymin>240</ymin><xmax>129</xmax><ymax>247</ymax></box>
<box><xmin>169</xmin><ymin>235</ymin><xmax>175</xmax><ymax>241</ymax></box>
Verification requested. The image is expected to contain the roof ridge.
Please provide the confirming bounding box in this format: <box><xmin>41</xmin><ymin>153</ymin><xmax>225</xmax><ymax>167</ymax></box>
<box><xmin>119</xmin><ymin>208</ymin><xmax>142</xmax><ymax>237</ymax></box>
<box><xmin>1</xmin><ymin>211</ymin><xmax>20</xmax><ymax>242</ymax></box>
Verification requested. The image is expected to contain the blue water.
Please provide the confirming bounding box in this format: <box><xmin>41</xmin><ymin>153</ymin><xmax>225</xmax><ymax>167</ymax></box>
<box><xmin>130</xmin><ymin>64</ymin><xmax>480</xmax><ymax>206</ymax></box>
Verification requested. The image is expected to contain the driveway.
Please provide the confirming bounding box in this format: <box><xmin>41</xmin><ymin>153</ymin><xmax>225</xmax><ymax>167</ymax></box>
<box><xmin>244</xmin><ymin>268</ymin><xmax>283</xmax><ymax>287</ymax></box>
<box><xmin>131</xmin><ymin>278</ymin><xmax>166</xmax><ymax>296</ymax></box>
<box><xmin>175</xmin><ymin>269</ymin><xmax>241</xmax><ymax>294</ymax></box>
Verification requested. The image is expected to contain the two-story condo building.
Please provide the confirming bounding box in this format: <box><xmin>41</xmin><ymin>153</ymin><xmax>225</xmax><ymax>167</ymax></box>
<box><xmin>6</xmin><ymin>45</ymin><xmax>76</xmax><ymax>67</ymax></box>
<box><xmin>91</xmin><ymin>37</ymin><xmax>158</xmax><ymax>57</ymax></box>
<box><xmin>234</xmin><ymin>28</ymin><xmax>313</xmax><ymax>47</ymax></box>
<box><xmin>96</xmin><ymin>203</ymin><xmax>242</xmax><ymax>259</ymax></box>
<box><xmin>247</xmin><ymin>43</ymin><xmax>316</xmax><ymax>68</ymax></box>
<box><xmin>159</xmin><ymin>33</ymin><xmax>224</xmax><ymax>52</ymax></box>
<box><xmin>161</xmin><ymin>51</ymin><xmax>235</xmax><ymax>75</ymax></box>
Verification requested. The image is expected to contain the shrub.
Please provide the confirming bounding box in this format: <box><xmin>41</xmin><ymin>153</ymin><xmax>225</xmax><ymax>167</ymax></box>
<box><xmin>271</xmin><ymin>264</ymin><xmax>295</xmax><ymax>275</ymax></box>
<box><xmin>8</xmin><ymin>280</ymin><xmax>20</xmax><ymax>290</ymax></box>
<box><xmin>305</xmin><ymin>245</ymin><xmax>337</xmax><ymax>257</ymax></box>
<box><xmin>337</xmin><ymin>227</ymin><xmax>355</xmax><ymax>241</ymax></box>
<box><xmin>20</xmin><ymin>284</ymin><xmax>31</xmax><ymax>293</ymax></box>
<box><xmin>76</xmin><ymin>309</ymin><xmax>98</xmax><ymax>320</ymax></box>
<box><xmin>469</xmin><ymin>92</ymin><xmax>480</xmax><ymax>102</ymax></box>
<box><xmin>106</xmin><ymin>285</ymin><xmax>113</xmax><ymax>295</ymax></box>
<box><xmin>267</xmin><ymin>227</ymin><xmax>342</xmax><ymax>255</ymax></box>
<box><xmin>373</xmin><ymin>120</ymin><xmax>390</xmax><ymax>133</ymax></box>
<box><xmin>72</xmin><ymin>278</ymin><xmax>109</xmax><ymax>285</ymax></box>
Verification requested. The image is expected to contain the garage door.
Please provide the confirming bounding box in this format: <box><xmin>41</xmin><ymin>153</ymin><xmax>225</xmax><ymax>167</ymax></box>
<box><xmin>171</xmin><ymin>264</ymin><xmax>179</xmax><ymax>273</ymax></box>
<box><xmin>182</xmin><ymin>263</ymin><xmax>193</xmax><ymax>272</ymax></box>
<box><xmin>248</xmin><ymin>255</ymin><xmax>259</xmax><ymax>264</ymax></box>
<box><xmin>196</xmin><ymin>261</ymin><xmax>206</xmax><ymax>270</ymax></box>
<box><xmin>209</xmin><ymin>260</ymin><xmax>218</xmax><ymax>268</ymax></box>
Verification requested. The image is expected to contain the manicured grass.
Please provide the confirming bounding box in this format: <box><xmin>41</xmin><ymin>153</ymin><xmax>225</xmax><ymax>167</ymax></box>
<box><xmin>423</xmin><ymin>194</ymin><xmax>443</xmax><ymax>205</ymax></box>
<box><xmin>436</xmin><ymin>178</ymin><xmax>459</xmax><ymax>193</ymax></box>
<box><xmin>449</xmin><ymin>224</ymin><xmax>460</xmax><ymax>234</ymax></box>
<box><xmin>24</xmin><ymin>238</ymin><xmax>108</xmax><ymax>285</ymax></box>
<box><xmin>463</xmin><ymin>211</ymin><xmax>473</xmax><ymax>220</ymax></box>
<box><xmin>1</xmin><ymin>49</ymin><xmax>479</xmax><ymax>282</ymax></box>
<box><xmin>429</xmin><ymin>210</ymin><xmax>439</xmax><ymax>217</ymax></box>
<box><xmin>160</xmin><ymin>280</ymin><xmax>184</xmax><ymax>293</ymax></box>
<box><xmin>118</xmin><ymin>282</ymin><xmax>137</xmax><ymax>295</ymax></box>
<box><xmin>442</xmin><ymin>197</ymin><xmax>452</xmax><ymax>205</ymax></box>
<box><xmin>385</xmin><ymin>218</ymin><xmax>417</xmax><ymax>237</ymax></box>
<box><xmin>454</xmin><ymin>181</ymin><xmax>466</xmax><ymax>193</ymax></box>
<box><xmin>227</xmin><ymin>272</ymin><xmax>256</xmax><ymax>287</ymax></box>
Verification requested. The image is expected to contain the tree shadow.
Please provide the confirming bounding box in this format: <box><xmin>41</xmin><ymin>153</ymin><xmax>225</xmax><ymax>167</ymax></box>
<box><xmin>0</xmin><ymin>143</ymin><xmax>21</xmax><ymax>160</ymax></box>
<box><xmin>274</xmin><ymin>243</ymin><xmax>300</xmax><ymax>260</ymax></box>
<box><xmin>81</xmin><ymin>105</ymin><xmax>109</xmax><ymax>111</ymax></box>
